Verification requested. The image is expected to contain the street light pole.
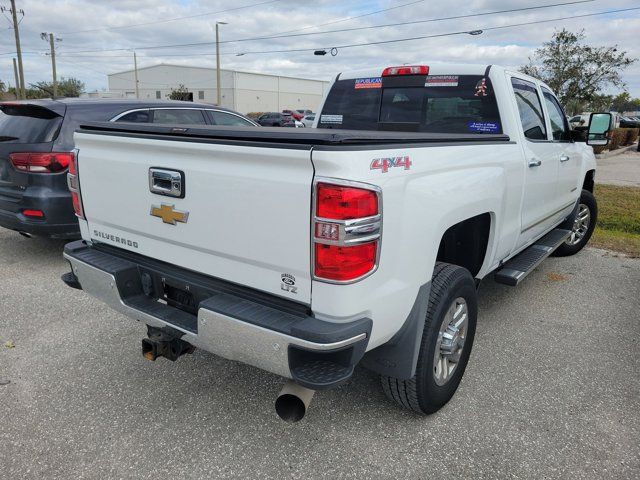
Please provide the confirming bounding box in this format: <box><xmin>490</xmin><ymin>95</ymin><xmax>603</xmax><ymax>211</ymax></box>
<box><xmin>215</xmin><ymin>21</ymin><xmax>227</xmax><ymax>106</ymax></box>
<box><xmin>133</xmin><ymin>50</ymin><xmax>139</xmax><ymax>99</ymax></box>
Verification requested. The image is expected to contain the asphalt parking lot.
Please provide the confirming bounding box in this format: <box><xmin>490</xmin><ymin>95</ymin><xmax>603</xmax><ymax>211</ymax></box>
<box><xmin>0</xmin><ymin>229</ymin><xmax>638</xmax><ymax>479</ymax></box>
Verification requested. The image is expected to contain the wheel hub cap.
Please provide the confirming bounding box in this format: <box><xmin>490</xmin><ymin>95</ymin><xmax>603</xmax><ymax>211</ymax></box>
<box><xmin>433</xmin><ymin>297</ymin><xmax>468</xmax><ymax>386</ymax></box>
<box><xmin>566</xmin><ymin>203</ymin><xmax>590</xmax><ymax>246</ymax></box>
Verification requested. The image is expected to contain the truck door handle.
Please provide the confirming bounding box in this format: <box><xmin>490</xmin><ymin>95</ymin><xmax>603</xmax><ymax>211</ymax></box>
<box><xmin>560</xmin><ymin>155</ymin><xmax>570</xmax><ymax>162</ymax></box>
<box><xmin>149</xmin><ymin>168</ymin><xmax>184</xmax><ymax>198</ymax></box>
<box><xmin>528</xmin><ymin>158</ymin><xmax>542</xmax><ymax>168</ymax></box>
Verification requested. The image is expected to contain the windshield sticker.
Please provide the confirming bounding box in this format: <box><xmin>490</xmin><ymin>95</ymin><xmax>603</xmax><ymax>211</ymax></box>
<box><xmin>467</xmin><ymin>121</ymin><xmax>500</xmax><ymax>133</ymax></box>
<box><xmin>320</xmin><ymin>114</ymin><xmax>343</xmax><ymax>124</ymax></box>
<box><xmin>424</xmin><ymin>75</ymin><xmax>459</xmax><ymax>87</ymax></box>
<box><xmin>474</xmin><ymin>78</ymin><xmax>489</xmax><ymax>97</ymax></box>
<box><xmin>355</xmin><ymin>77</ymin><xmax>382</xmax><ymax>89</ymax></box>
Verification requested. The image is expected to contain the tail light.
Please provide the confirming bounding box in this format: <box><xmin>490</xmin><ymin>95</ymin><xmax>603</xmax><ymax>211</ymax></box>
<box><xmin>382</xmin><ymin>65</ymin><xmax>429</xmax><ymax>77</ymax></box>
<box><xmin>9</xmin><ymin>152</ymin><xmax>73</xmax><ymax>173</ymax></box>
<box><xmin>67</xmin><ymin>152</ymin><xmax>85</xmax><ymax>219</ymax></box>
<box><xmin>313</xmin><ymin>181</ymin><xmax>381</xmax><ymax>282</ymax></box>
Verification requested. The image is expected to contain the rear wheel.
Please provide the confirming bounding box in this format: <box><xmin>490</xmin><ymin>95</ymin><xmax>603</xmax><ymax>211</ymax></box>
<box><xmin>553</xmin><ymin>189</ymin><xmax>597</xmax><ymax>257</ymax></box>
<box><xmin>381</xmin><ymin>262</ymin><xmax>477</xmax><ymax>414</ymax></box>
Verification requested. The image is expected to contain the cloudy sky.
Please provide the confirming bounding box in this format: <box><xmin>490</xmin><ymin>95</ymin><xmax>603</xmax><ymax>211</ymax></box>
<box><xmin>1</xmin><ymin>0</ymin><xmax>639</xmax><ymax>97</ymax></box>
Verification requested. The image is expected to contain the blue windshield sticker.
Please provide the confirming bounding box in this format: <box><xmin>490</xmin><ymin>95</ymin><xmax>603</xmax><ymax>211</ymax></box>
<box><xmin>467</xmin><ymin>121</ymin><xmax>500</xmax><ymax>133</ymax></box>
<box><xmin>355</xmin><ymin>77</ymin><xmax>382</xmax><ymax>89</ymax></box>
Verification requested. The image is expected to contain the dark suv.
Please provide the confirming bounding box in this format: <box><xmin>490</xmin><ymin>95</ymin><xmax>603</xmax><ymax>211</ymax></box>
<box><xmin>0</xmin><ymin>99</ymin><xmax>257</xmax><ymax>239</ymax></box>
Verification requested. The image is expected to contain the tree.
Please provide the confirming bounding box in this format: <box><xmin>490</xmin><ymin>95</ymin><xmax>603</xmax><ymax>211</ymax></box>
<box><xmin>30</xmin><ymin>77</ymin><xmax>84</xmax><ymax>98</ymax></box>
<box><xmin>611</xmin><ymin>92</ymin><xmax>640</xmax><ymax>113</ymax></box>
<box><xmin>521</xmin><ymin>29</ymin><xmax>636</xmax><ymax>114</ymax></box>
<box><xmin>167</xmin><ymin>84</ymin><xmax>191</xmax><ymax>101</ymax></box>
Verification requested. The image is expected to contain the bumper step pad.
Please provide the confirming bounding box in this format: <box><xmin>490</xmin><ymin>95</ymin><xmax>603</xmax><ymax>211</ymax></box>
<box><xmin>494</xmin><ymin>228</ymin><xmax>570</xmax><ymax>286</ymax></box>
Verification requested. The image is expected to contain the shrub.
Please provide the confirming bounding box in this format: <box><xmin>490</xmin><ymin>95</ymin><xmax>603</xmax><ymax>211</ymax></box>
<box><xmin>592</xmin><ymin>145</ymin><xmax>607</xmax><ymax>154</ymax></box>
<box><xmin>245</xmin><ymin>112</ymin><xmax>265</xmax><ymax>119</ymax></box>
<box><xmin>608</xmin><ymin>128</ymin><xmax>627</xmax><ymax>151</ymax></box>
<box><xmin>622</xmin><ymin>128</ymin><xmax>639</xmax><ymax>146</ymax></box>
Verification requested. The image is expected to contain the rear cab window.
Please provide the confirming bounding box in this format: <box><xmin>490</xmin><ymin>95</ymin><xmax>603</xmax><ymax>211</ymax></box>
<box><xmin>0</xmin><ymin>104</ymin><xmax>63</xmax><ymax>143</ymax></box>
<box><xmin>318</xmin><ymin>73</ymin><xmax>502</xmax><ymax>134</ymax></box>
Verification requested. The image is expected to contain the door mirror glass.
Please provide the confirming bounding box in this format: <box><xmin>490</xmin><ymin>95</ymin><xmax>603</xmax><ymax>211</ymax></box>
<box><xmin>587</xmin><ymin>113</ymin><xmax>612</xmax><ymax>146</ymax></box>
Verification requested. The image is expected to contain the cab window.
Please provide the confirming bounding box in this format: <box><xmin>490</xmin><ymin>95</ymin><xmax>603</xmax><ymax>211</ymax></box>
<box><xmin>542</xmin><ymin>88</ymin><xmax>569</xmax><ymax>141</ymax></box>
<box><xmin>511</xmin><ymin>78</ymin><xmax>547</xmax><ymax>140</ymax></box>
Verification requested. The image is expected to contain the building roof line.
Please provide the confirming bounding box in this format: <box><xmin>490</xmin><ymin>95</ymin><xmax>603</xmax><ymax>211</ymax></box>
<box><xmin>108</xmin><ymin>62</ymin><xmax>330</xmax><ymax>83</ymax></box>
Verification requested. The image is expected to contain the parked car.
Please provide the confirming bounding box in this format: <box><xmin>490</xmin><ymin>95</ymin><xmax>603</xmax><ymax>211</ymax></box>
<box><xmin>282</xmin><ymin>109</ymin><xmax>303</xmax><ymax>121</ymax></box>
<box><xmin>300</xmin><ymin>113</ymin><xmax>316</xmax><ymax>127</ymax></box>
<box><xmin>0</xmin><ymin>99</ymin><xmax>257</xmax><ymax>239</ymax></box>
<box><xmin>569</xmin><ymin>114</ymin><xmax>590</xmax><ymax>130</ymax></box>
<box><xmin>296</xmin><ymin>109</ymin><xmax>313</xmax><ymax>116</ymax></box>
<box><xmin>619</xmin><ymin>116</ymin><xmax>640</xmax><ymax>128</ymax></box>
<box><xmin>62</xmin><ymin>63</ymin><xmax>610</xmax><ymax>422</ymax></box>
<box><xmin>257</xmin><ymin>112</ymin><xmax>294</xmax><ymax>126</ymax></box>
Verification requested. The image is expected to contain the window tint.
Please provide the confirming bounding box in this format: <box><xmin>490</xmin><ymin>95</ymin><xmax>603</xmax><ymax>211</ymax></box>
<box><xmin>152</xmin><ymin>109</ymin><xmax>206</xmax><ymax>125</ymax></box>
<box><xmin>542</xmin><ymin>88</ymin><xmax>569</xmax><ymax>140</ymax></box>
<box><xmin>0</xmin><ymin>105</ymin><xmax>62</xmax><ymax>143</ymax></box>
<box><xmin>209</xmin><ymin>110</ymin><xmax>254</xmax><ymax>126</ymax></box>
<box><xmin>511</xmin><ymin>78</ymin><xmax>547</xmax><ymax>140</ymax></box>
<box><xmin>116</xmin><ymin>110</ymin><xmax>150</xmax><ymax>123</ymax></box>
<box><xmin>319</xmin><ymin>75</ymin><xmax>502</xmax><ymax>133</ymax></box>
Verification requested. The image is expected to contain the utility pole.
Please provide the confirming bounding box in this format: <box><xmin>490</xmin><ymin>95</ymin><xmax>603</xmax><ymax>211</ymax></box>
<box><xmin>133</xmin><ymin>51</ymin><xmax>139</xmax><ymax>99</ymax></box>
<box><xmin>215</xmin><ymin>21</ymin><xmax>227</xmax><ymax>106</ymax></box>
<box><xmin>41</xmin><ymin>32</ymin><xmax>59</xmax><ymax>98</ymax></box>
<box><xmin>2</xmin><ymin>1</ymin><xmax>25</xmax><ymax>99</ymax></box>
<box><xmin>12</xmin><ymin>58</ymin><xmax>19</xmax><ymax>99</ymax></box>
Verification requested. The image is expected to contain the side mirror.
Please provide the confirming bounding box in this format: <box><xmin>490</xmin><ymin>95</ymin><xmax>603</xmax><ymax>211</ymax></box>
<box><xmin>587</xmin><ymin>112</ymin><xmax>612</xmax><ymax>146</ymax></box>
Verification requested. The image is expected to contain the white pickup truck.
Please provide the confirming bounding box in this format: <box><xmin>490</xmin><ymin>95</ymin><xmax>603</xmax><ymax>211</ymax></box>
<box><xmin>62</xmin><ymin>64</ymin><xmax>611</xmax><ymax>421</ymax></box>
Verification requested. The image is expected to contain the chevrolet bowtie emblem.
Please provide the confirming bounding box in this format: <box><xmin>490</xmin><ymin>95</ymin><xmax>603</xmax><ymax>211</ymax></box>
<box><xmin>150</xmin><ymin>204</ymin><xmax>189</xmax><ymax>225</ymax></box>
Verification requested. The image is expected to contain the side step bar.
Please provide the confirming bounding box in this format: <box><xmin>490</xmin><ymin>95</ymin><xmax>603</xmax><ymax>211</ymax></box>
<box><xmin>494</xmin><ymin>228</ymin><xmax>571</xmax><ymax>286</ymax></box>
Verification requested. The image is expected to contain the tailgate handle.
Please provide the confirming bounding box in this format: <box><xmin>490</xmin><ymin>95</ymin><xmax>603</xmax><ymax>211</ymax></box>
<box><xmin>149</xmin><ymin>168</ymin><xmax>184</xmax><ymax>198</ymax></box>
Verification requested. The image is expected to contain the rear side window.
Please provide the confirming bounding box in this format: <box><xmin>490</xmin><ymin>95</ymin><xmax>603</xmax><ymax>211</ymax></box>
<box><xmin>0</xmin><ymin>105</ymin><xmax>62</xmax><ymax>143</ymax></box>
<box><xmin>208</xmin><ymin>110</ymin><xmax>254</xmax><ymax>126</ymax></box>
<box><xmin>152</xmin><ymin>109</ymin><xmax>206</xmax><ymax>125</ymax></box>
<box><xmin>511</xmin><ymin>78</ymin><xmax>547</xmax><ymax>140</ymax></box>
<box><xmin>116</xmin><ymin>110</ymin><xmax>150</xmax><ymax>123</ymax></box>
<box><xmin>318</xmin><ymin>74</ymin><xmax>502</xmax><ymax>133</ymax></box>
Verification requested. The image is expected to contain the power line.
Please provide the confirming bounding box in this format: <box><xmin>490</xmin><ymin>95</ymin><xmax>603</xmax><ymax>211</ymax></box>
<box><xmin>50</xmin><ymin>0</ymin><xmax>599</xmax><ymax>56</ymax></box>
<box><xmin>224</xmin><ymin>6</ymin><xmax>640</xmax><ymax>56</ymax></box>
<box><xmin>221</xmin><ymin>0</ymin><xmax>595</xmax><ymax>45</ymax></box>
<box><xmin>58</xmin><ymin>0</ymin><xmax>280</xmax><ymax>35</ymax></box>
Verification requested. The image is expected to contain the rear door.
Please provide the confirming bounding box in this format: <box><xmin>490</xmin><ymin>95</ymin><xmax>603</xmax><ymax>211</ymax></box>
<box><xmin>510</xmin><ymin>77</ymin><xmax>563</xmax><ymax>245</ymax></box>
<box><xmin>0</xmin><ymin>104</ymin><xmax>64</xmax><ymax>213</ymax></box>
<box><xmin>74</xmin><ymin>131</ymin><xmax>314</xmax><ymax>302</ymax></box>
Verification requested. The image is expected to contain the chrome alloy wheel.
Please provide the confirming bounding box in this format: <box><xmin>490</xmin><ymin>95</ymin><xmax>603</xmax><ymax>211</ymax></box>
<box><xmin>566</xmin><ymin>203</ymin><xmax>591</xmax><ymax>246</ymax></box>
<box><xmin>433</xmin><ymin>297</ymin><xmax>468</xmax><ymax>386</ymax></box>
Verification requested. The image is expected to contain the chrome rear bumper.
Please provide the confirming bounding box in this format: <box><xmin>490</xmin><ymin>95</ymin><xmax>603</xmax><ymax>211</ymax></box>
<box><xmin>63</xmin><ymin>241</ymin><xmax>370</xmax><ymax>388</ymax></box>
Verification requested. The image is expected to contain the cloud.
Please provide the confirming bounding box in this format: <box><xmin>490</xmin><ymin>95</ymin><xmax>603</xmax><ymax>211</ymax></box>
<box><xmin>1</xmin><ymin>0</ymin><xmax>638</xmax><ymax>97</ymax></box>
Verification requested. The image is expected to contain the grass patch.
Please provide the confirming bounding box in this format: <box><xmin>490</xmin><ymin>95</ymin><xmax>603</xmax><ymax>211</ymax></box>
<box><xmin>590</xmin><ymin>184</ymin><xmax>640</xmax><ymax>257</ymax></box>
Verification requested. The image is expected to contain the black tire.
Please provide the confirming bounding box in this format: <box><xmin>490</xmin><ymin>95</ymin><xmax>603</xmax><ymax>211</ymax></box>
<box><xmin>381</xmin><ymin>262</ymin><xmax>477</xmax><ymax>414</ymax></box>
<box><xmin>552</xmin><ymin>189</ymin><xmax>597</xmax><ymax>257</ymax></box>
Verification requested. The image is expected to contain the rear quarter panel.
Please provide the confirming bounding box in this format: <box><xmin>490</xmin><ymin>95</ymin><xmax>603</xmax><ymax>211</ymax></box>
<box><xmin>311</xmin><ymin>142</ymin><xmax>524</xmax><ymax>348</ymax></box>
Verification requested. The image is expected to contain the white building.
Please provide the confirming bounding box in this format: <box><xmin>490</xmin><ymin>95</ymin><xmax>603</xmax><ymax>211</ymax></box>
<box><xmin>107</xmin><ymin>63</ymin><xmax>331</xmax><ymax>114</ymax></box>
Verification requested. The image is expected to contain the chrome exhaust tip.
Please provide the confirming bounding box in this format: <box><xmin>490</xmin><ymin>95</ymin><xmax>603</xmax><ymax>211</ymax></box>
<box><xmin>275</xmin><ymin>381</ymin><xmax>315</xmax><ymax>423</ymax></box>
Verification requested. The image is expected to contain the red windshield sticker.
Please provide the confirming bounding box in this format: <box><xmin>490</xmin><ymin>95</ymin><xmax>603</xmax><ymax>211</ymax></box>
<box><xmin>425</xmin><ymin>75</ymin><xmax>459</xmax><ymax>87</ymax></box>
<box><xmin>475</xmin><ymin>78</ymin><xmax>488</xmax><ymax>97</ymax></box>
<box><xmin>355</xmin><ymin>77</ymin><xmax>382</xmax><ymax>89</ymax></box>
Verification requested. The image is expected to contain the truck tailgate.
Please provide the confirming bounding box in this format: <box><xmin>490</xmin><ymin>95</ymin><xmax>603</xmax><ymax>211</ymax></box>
<box><xmin>74</xmin><ymin>132</ymin><xmax>314</xmax><ymax>302</ymax></box>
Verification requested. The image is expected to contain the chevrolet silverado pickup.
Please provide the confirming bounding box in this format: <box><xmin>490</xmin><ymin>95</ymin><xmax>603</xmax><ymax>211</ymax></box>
<box><xmin>61</xmin><ymin>64</ymin><xmax>611</xmax><ymax>421</ymax></box>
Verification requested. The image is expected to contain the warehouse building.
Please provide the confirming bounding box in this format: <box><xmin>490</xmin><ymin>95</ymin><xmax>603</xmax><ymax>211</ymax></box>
<box><xmin>107</xmin><ymin>63</ymin><xmax>330</xmax><ymax>114</ymax></box>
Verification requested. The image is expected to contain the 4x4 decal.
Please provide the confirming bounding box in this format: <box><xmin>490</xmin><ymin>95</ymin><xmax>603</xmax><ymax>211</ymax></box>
<box><xmin>370</xmin><ymin>156</ymin><xmax>412</xmax><ymax>173</ymax></box>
